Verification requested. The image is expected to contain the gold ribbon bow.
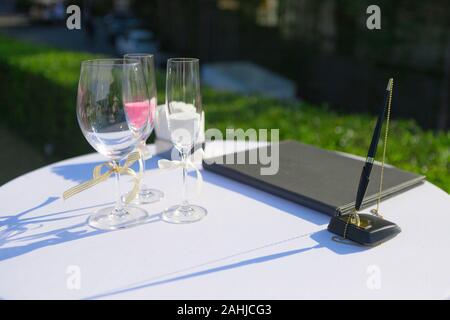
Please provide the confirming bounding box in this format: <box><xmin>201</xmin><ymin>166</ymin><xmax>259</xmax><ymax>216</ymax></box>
<box><xmin>63</xmin><ymin>151</ymin><xmax>141</xmax><ymax>204</ymax></box>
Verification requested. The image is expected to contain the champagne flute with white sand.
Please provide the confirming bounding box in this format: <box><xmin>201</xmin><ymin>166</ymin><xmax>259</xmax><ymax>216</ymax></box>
<box><xmin>163</xmin><ymin>58</ymin><xmax>207</xmax><ymax>223</ymax></box>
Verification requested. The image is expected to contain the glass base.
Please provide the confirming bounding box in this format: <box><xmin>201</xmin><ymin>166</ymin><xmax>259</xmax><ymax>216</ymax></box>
<box><xmin>88</xmin><ymin>206</ymin><xmax>149</xmax><ymax>230</ymax></box>
<box><xmin>122</xmin><ymin>188</ymin><xmax>164</xmax><ymax>205</ymax></box>
<box><xmin>162</xmin><ymin>204</ymin><xmax>207</xmax><ymax>224</ymax></box>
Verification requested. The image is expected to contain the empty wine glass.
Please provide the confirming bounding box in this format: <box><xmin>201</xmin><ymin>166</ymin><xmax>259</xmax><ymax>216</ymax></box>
<box><xmin>123</xmin><ymin>53</ymin><xmax>164</xmax><ymax>204</ymax></box>
<box><xmin>163</xmin><ymin>58</ymin><xmax>207</xmax><ymax>223</ymax></box>
<box><xmin>77</xmin><ymin>58</ymin><xmax>150</xmax><ymax>230</ymax></box>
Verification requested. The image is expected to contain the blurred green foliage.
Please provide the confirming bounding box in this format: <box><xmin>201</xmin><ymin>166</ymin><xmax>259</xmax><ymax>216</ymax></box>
<box><xmin>0</xmin><ymin>35</ymin><xmax>448</xmax><ymax>192</ymax></box>
<box><xmin>0</xmin><ymin>35</ymin><xmax>101</xmax><ymax>158</ymax></box>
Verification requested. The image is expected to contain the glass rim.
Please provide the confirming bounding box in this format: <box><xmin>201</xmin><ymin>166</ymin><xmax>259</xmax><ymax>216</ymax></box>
<box><xmin>81</xmin><ymin>58</ymin><xmax>141</xmax><ymax>67</ymax></box>
<box><xmin>167</xmin><ymin>57</ymin><xmax>199</xmax><ymax>63</ymax></box>
<box><xmin>124</xmin><ymin>53</ymin><xmax>155</xmax><ymax>59</ymax></box>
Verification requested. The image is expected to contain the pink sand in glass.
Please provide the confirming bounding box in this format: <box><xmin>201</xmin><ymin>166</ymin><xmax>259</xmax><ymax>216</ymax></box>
<box><xmin>149</xmin><ymin>97</ymin><xmax>156</xmax><ymax>127</ymax></box>
<box><xmin>125</xmin><ymin>98</ymin><xmax>155</xmax><ymax>129</ymax></box>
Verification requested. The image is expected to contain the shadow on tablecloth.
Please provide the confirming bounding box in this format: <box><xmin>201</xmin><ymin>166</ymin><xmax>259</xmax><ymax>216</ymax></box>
<box><xmin>85</xmin><ymin>229</ymin><xmax>366</xmax><ymax>299</ymax></box>
<box><xmin>0</xmin><ymin>196</ymin><xmax>161</xmax><ymax>262</ymax></box>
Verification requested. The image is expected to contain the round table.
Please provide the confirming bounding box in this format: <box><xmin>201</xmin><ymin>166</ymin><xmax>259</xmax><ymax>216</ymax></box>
<box><xmin>0</xmin><ymin>141</ymin><xmax>449</xmax><ymax>299</ymax></box>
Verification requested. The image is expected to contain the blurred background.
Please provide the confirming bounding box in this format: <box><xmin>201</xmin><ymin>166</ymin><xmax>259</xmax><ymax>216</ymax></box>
<box><xmin>0</xmin><ymin>0</ymin><xmax>449</xmax><ymax>191</ymax></box>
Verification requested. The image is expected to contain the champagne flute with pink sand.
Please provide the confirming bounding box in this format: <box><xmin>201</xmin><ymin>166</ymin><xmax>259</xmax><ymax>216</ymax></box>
<box><xmin>123</xmin><ymin>53</ymin><xmax>164</xmax><ymax>204</ymax></box>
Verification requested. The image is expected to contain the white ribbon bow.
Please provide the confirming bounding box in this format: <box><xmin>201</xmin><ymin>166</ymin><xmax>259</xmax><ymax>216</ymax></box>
<box><xmin>157</xmin><ymin>150</ymin><xmax>203</xmax><ymax>195</ymax></box>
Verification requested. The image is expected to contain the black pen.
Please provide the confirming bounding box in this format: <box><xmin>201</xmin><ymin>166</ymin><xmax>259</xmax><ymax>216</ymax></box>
<box><xmin>355</xmin><ymin>78</ymin><xmax>393</xmax><ymax>211</ymax></box>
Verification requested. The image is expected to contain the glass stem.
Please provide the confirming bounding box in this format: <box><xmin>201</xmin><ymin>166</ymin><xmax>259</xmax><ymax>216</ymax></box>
<box><xmin>113</xmin><ymin>160</ymin><xmax>124</xmax><ymax>215</ymax></box>
<box><xmin>181</xmin><ymin>149</ymin><xmax>189</xmax><ymax>207</ymax></box>
<box><xmin>138</xmin><ymin>146</ymin><xmax>146</xmax><ymax>190</ymax></box>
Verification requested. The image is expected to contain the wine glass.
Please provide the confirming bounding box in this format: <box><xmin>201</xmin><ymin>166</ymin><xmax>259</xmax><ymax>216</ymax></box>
<box><xmin>123</xmin><ymin>53</ymin><xmax>164</xmax><ymax>204</ymax></box>
<box><xmin>77</xmin><ymin>58</ymin><xmax>150</xmax><ymax>230</ymax></box>
<box><xmin>163</xmin><ymin>57</ymin><xmax>207</xmax><ymax>223</ymax></box>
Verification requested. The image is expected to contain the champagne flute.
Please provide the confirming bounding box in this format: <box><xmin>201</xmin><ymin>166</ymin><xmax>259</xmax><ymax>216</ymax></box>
<box><xmin>123</xmin><ymin>53</ymin><xmax>164</xmax><ymax>204</ymax></box>
<box><xmin>77</xmin><ymin>58</ymin><xmax>150</xmax><ymax>230</ymax></box>
<box><xmin>163</xmin><ymin>58</ymin><xmax>207</xmax><ymax>223</ymax></box>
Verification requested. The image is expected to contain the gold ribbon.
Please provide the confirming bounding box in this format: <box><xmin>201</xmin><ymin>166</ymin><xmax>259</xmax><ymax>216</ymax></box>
<box><xmin>63</xmin><ymin>151</ymin><xmax>141</xmax><ymax>204</ymax></box>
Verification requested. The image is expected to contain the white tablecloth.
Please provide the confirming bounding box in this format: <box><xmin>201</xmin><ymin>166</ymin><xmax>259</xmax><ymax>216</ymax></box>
<box><xmin>0</xmin><ymin>141</ymin><xmax>449</xmax><ymax>299</ymax></box>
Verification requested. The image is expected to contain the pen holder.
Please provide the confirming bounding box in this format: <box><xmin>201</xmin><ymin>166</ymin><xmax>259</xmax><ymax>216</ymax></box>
<box><xmin>328</xmin><ymin>213</ymin><xmax>401</xmax><ymax>246</ymax></box>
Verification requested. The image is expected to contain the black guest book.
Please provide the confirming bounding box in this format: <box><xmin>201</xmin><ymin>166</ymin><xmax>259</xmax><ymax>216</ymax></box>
<box><xmin>202</xmin><ymin>140</ymin><xmax>425</xmax><ymax>216</ymax></box>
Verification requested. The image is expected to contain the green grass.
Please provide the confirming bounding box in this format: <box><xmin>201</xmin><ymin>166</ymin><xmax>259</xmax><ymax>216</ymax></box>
<box><xmin>0</xmin><ymin>35</ymin><xmax>449</xmax><ymax>192</ymax></box>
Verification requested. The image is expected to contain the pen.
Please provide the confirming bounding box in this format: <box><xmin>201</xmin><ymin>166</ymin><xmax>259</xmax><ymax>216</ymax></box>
<box><xmin>355</xmin><ymin>78</ymin><xmax>393</xmax><ymax>211</ymax></box>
